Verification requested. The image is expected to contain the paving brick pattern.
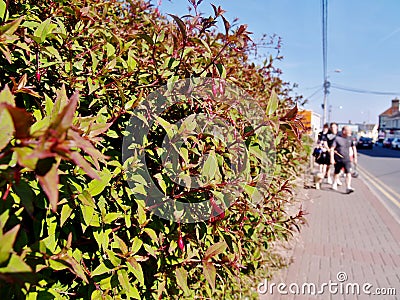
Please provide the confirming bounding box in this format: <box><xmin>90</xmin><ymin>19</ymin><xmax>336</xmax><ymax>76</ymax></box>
<box><xmin>259</xmin><ymin>177</ymin><xmax>400</xmax><ymax>300</ymax></box>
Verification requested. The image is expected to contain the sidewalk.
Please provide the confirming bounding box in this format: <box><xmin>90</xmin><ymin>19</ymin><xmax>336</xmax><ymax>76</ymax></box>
<box><xmin>259</xmin><ymin>175</ymin><xmax>400</xmax><ymax>299</ymax></box>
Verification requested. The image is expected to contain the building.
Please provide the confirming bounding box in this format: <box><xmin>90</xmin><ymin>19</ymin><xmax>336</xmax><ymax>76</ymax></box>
<box><xmin>379</xmin><ymin>98</ymin><xmax>400</xmax><ymax>137</ymax></box>
<box><xmin>298</xmin><ymin>109</ymin><xmax>321</xmax><ymax>141</ymax></box>
<box><xmin>357</xmin><ymin>123</ymin><xmax>379</xmax><ymax>140</ymax></box>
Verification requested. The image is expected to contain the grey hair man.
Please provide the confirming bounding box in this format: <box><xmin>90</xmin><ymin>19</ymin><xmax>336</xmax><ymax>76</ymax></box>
<box><xmin>330</xmin><ymin>126</ymin><xmax>357</xmax><ymax>193</ymax></box>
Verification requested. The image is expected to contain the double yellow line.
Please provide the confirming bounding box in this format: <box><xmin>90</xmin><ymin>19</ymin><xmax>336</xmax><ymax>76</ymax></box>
<box><xmin>357</xmin><ymin>165</ymin><xmax>400</xmax><ymax>209</ymax></box>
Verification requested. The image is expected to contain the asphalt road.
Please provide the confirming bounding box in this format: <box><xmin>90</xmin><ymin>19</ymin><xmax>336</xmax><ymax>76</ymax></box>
<box><xmin>357</xmin><ymin>145</ymin><xmax>400</xmax><ymax>222</ymax></box>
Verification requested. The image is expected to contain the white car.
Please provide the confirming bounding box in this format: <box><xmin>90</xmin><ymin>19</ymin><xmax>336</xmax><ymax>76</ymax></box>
<box><xmin>391</xmin><ymin>138</ymin><xmax>400</xmax><ymax>149</ymax></box>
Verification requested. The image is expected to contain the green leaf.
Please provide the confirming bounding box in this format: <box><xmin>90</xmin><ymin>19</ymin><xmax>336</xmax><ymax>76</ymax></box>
<box><xmin>266</xmin><ymin>89</ymin><xmax>279</xmax><ymax>116</ymax></box>
<box><xmin>33</xmin><ymin>18</ymin><xmax>56</xmax><ymax>43</ymax></box>
<box><xmin>0</xmin><ymin>44</ymin><xmax>11</xmax><ymax>63</ymax></box>
<box><xmin>13</xmin><ymin>180</ymin><xmax>34</xmax><ymax>216</ymax></box>
<box><xmin>103</xmin><ymin>212</ymin><xmax>122</xmax><ymax>224</ymax></box>
<box><xmin>143</xmin><ymin>228</ymin><xmax>158</xmax><ymax>245</ymax></box>
<box><xmin>131</xmin><ymin>237</ymin><xmax>143</xmax><ymax>255</ymax></box>
<box><xmin>91</xmin><ymin>290</ymin><xmax>102</xmax><ymax>300</ymax></box>
<box><xmin>0</xmin><ymin>225</ymin><xmax>20</xmax><ymax>265</ymax></box>
<box><xmin>106</xmin><ymin>130</ymin><xmax>119</xmax><ymax>138</ymax></box>
<box><xmin>0</xmin><ymin>253</ymin><xmax>31</xmax><ymax>273</ymax></box>
<box><xmin>114</xmin><ymin>234</ymin><xmax>128</xmax><ymax>255</ymax></box>
<box><xmin>52</xmin><ymin>85</ymin><xmax>68</xmax><ymax>119</ymax></box>
<box><xmin>203</xmin><ymin>261</ymin><xmax>216</xmax><ymax>293</ymax></box>
<box><xmin>175</xmin><ymin>267</ymin><xmax>190</xmax><ymax>296</ymax></box>
<box><xmin>216</xmin><ymin>63</ymin><xmax>226</xmax><ymax>78</ymax></box>
<box><xmin>106</xmin><ymin>249</ymin><xmax>121</xmax><ymax>266</ymax></box>
<box><xmin>60</xmin><ymin>204</ymin><xmax>73</xmax><ymax>227</ymax></box>
<box><xmin>137</xmin><ymin>203</ymin><xmax>147</xmax><ymax>226</ymax></box>
<box><xmin>204</xmin><ymin>241</ymin><xmax>227</xmax><ymax>260</ymax></box>
<box><xmin>127</xmin><ymin>257</ymin><xmax>144</xmax><ymax>286</ymax></box>
<box><xmin>49</xmin><ymin>259</ymin><xmax>69</xmax><ymax>271</ymax></box>
<box><xmin>105</xmin><ymin>43</ymin><xmax>115</xmax><ymax>57</ymax></box>
<box><xmin>88</xmin><ymin>78</ymin><xmax>99</xmax><ymax>95</ymax></box>
<box><xmin>57</xmin><ymin>255</ymin><xmax>88</xmax><ymax>283</ymax></box>
<box><xmin>86</xmin><ymin>168</ymin><xmax>112</xmax><ymax>197</ymax></box>
<box><xmin>0</xmin><ymin>85</ymin><xmax>15</xmax><ymax>105</ymax></box>
<box><xmin>81</xmin><ymin>205</ymin><xmax>95</xmax><ymax>227</ymax></box>
<box><xmin>202</xmin><ymin>151</ymin><xmax>217</xmax><ymax>180</ymax></box>
<box><xmin>244</xmin><ymin>184</ymin><xmax>263</xmax><ymax>204</ymax></box>
<box><xmin>127</xmin><ymin>49</ymin><xmax>137</xmax><ymax>72</ymax></box>
<box><xmin>118</xmin><ymin>269</ymin><xmax>140</xmax><ymax>298</ymax></box>
<box><xmin>155</xmin><ymin>116</ymin><xmax>176</xmax><ymax>139</ymax></box>
<box><xmin>91</xmin><ymin>263</ymin><xmax>112</xmax><ymax>276</ymax></box>
<box><xmin>0</xmin><ymin>211</ymin><xmax>9</xmax><ymax>232</ymax></box>
<box><xmin>0</xmin><ymin>1</ymin><xmax>5</xmax><ymax>22</ymax></box>
<box><xmin>0</xmin><ymin>108</ymin><xmax>13</xmax><ymax>151</ymax></box>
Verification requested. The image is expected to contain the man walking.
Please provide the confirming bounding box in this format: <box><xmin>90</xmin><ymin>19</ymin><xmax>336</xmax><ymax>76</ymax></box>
<box><xmin>330</xmin><ymin>126</ymin><xmax>357</xmax><ymax>193</ymax></box>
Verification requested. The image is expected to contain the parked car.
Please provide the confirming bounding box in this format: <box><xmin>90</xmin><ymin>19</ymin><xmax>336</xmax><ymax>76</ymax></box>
<box><xmin>391</xmin><ymin>138</ymin><xmax>400</xmax><ymax>149</ymax></box>
<box><xmin>383</xmin><ymin>137</ymin><xmax>394</xmax><ymax>148</ymax></box>
<box><xmin>357</xmin><ymin>137</ymin><xmax>373</xmax><ymax>149</ymax></box>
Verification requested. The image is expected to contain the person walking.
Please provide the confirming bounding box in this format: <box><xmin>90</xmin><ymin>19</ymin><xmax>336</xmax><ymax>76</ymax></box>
<box><xmin>322</xmin><ymin>122</ymin><xmax>338</xmax><ymax>184</ymax></box>
<box><xmin>316</xmin><ymin>124</ymin><xmax>330</xmax><ymax>174</ymax></box>
<box><xmin>330</xmin><ymin>126</ymin><xmax>357</xmax><ymax>193</ymax></box>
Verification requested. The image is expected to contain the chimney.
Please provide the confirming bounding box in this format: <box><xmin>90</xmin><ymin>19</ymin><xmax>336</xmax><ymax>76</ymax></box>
<box><xmin>392</xmin><ymin>98</ymin><xmax>399</xmax><ymax>111</ymax></box>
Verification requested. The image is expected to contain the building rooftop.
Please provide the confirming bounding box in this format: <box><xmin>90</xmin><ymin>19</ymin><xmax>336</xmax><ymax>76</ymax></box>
<box><xmin>379</xmin><ymin>107</ymin><xmax>398</xmax><ymax>117</ymax></box>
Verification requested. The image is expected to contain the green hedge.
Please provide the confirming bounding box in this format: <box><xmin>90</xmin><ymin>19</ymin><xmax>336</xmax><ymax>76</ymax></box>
<box><xmin>0</xmin><ymin>0</ymin><xmax>308</xmax><ymax>298</ymax></box>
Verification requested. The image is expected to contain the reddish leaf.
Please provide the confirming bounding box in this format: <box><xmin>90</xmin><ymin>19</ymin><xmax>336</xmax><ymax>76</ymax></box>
<box><xmin>203</xmin><ymin>261</ymin><xmax>216</xmax><ymax>292</ymax></box>
<box><xmin>54</xmin><ymin>255</ymin><xmax>88</xmax><ymax>283</ymax></box>
<box><xmin>204</xmin><ymin>241</ymin><xmax>227</xmax><ymax>260</ymax></box>
<box><xmin>68</xmin><ymin>130</ymin><xmax>108</xmax><ymax>169</ymax></box>
<box><xmin>69</xmin><ymin>151</ymin><xmax>100</xmax><ymax>180</ymax></box>
<box><xmin>37</xmin><ymin>159</ymin><xmax>59</xmax><ymax>212</ymax></box>
<box><xmin>168</xmin><ymin>14</ymin><xmax>187</xmax><ymax>41</ymax></box>
<box><xmin>86</xmin><ymin>122</ymin><xmax>112</xmax><ymax>138</ymax></box>
<box><xmin>175</xmin><ymin>267</ymin><xmax>190</xmax><ymax>295</ymax></box>
<box><xmin>1</xmin><ymin>104</ymin><xmax>34</xmax><ymax>139</ymax></box>
<box><xmin>283</xmin><ymin>105</ymin><xmax>298</xmax><ymax>121</ymax></box>
<box><xmin>221</xmin><ymin>15</ymin><xmax>230</xmax><ymax>36</ymax></box>
<box><xmin>17</xmin><ymin>87</ymin><xmax>41</xmax><ymax>98</ymax></box>
<box><xmin>50</xmin><ymin>91</ymin><xmax>79</xmax><ymax>135</ymax></box>
<box><xmin>0</xmin><ymin>16</ymin><xmax>24</xmax><ymax>36</ymax></box>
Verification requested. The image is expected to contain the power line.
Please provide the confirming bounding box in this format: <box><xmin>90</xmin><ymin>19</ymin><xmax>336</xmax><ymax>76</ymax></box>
<box><xmin>305</xmin><ymin>86</ymin><xmax>323</xmax><ymax>100</ymax></box>
<box><xmin>331</xmin><ymin>84</ymin><xmax>400</xmax><ymax>96</ymax></box>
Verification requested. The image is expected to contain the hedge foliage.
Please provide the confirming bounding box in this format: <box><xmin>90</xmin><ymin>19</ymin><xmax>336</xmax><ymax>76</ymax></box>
<box><xmin>0</xmin><ymin>0</ymin><xmax>309</xmax><ymax>298</ymax></box>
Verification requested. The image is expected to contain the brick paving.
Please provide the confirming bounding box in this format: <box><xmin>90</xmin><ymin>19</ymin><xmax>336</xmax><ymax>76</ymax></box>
<box><xmin>259</xmin><ymin>176</ymin><xmax>400</xmax><ymax>300</ymax></box>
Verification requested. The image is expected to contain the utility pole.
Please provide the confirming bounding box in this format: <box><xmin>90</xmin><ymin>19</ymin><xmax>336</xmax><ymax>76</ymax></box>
<box><xmin>322</xmin><ymin>79</ymin><xmax>330</xmax><ymax>125</ymax></box>
<box><xmin>321</xmin><ymin>0</ymin><xmax>329</xmax><ymax>125</ymax></box>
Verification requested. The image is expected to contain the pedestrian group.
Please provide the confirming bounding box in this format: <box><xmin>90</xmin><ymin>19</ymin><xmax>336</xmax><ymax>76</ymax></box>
<box><xmin>313</xmin><ymin>123</ymin><xmax>357</xmax><ymax>194</ymax></box>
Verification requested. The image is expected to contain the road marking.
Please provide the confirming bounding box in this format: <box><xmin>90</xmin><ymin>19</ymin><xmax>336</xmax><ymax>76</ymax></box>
<box><xmin>357</xmin><ymin>165</ymin><xmax>400</xmax><ymax>209</ymax></box>
<box><xmin>358</xmin><ymin>165</ymin><xmax>400</xmax><ymax>201</ymax></box>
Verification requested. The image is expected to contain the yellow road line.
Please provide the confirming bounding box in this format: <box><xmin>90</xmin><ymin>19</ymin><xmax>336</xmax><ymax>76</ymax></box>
<box><xmin>358</xmin><ymin>165</ymin><xmax>400</xmax><ymax>201</ymax></box>
<box><xmin>357</xmin><ymin>166</ymin><xmax>400</xmax><ymax>209</ymax></box>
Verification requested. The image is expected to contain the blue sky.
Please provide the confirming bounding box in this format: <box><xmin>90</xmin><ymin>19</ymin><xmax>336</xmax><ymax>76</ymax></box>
<box><xmin>157</xmin><ymin>0</ymin><xmax>400</xmax><ymax>125</ymax></box>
